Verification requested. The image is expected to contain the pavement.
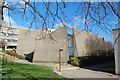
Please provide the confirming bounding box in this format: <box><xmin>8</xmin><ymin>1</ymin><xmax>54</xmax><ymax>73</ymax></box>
<box><xmin>33</xmin><ymin>62</ymin><xmax>58</xmax><ymax>67</ymax></box>
<box><xmin>13</xmin><ymin>60</ymin><xmax>120</xmax><ymax>80</ymax></box>
<box><xmin>32</xmin><ymin>62</ymin><xmax>119</xmax><ymax>79</ymax></box>
<box><xmin>14</xmin><ymin>60</ymin><xmax>33</xmax><ymax>64</ymax></box>
<box><xmin>53</xmin><ymin>64</ymin><xmax>118</xmax><ymax>78</ymax></box>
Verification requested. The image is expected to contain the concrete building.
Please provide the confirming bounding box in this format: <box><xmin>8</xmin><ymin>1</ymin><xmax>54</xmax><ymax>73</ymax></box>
<box><xmin>0</xmin><ymin>24</ymin><xmax>24</xmax><ymax>50</ymax></box>
<box><xmin>73</xmin><ymin>28</ymin><xmax>106</xmax><ymax>57</ymax></box>
<box><xmin>16</xmin><ymin>27</ymin><xmax>69</xmax><ymax>62</ymax></box>
<box><xmin>33</xmin><ymin>27</ymin><xmax>68</xmax><ymax>62</ymax></box>
<box><xmin>16</xmin><ymin>26</ymin><xmax>107</xmax><ymax>63</ymax></box>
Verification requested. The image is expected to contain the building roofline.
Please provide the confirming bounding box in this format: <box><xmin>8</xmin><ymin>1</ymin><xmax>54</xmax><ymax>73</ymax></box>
<box><xmin>72</xmin><ymin>28</ymin><xmax>103</xmax><ymax>38</ymax></box>
<box><xmin>113</xmin><ymin>28</ymin><xmax>120</xmax><ymax>31</ymax></box>
<box><xmin>2</xmin><ymin>24</ymin><xmax>39</xmax><ymax>31</ymax></box>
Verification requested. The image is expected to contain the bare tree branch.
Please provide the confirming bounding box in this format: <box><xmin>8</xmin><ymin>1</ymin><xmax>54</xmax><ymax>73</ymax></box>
<box><xmin>107</xmin><ymin>2</ymin><xmax>120</xmax><ymax>19</ymax></box>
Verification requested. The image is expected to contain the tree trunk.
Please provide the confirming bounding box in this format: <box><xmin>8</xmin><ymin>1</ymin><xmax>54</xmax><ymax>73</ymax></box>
<box><xmin>0</xmin><ymin>0</ymin><xmax>4</xmax><ymax>27</ymax></box>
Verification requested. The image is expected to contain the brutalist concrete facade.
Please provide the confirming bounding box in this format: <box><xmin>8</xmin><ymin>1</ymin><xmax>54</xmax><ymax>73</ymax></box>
<box><xmin>113</xmin><ymin>29</ymin><xmax>120</xmax><ymax>74</ymax></box>
<box><xmin>73</xmin><ymin>28</ymin><xmax>105</xmax><ymax>56</ymax></box>
<box><xmin>16</xmin><ymin>29</ymin><xmax>38</xmax><ymax>56</ymax></box>
<box><xmin>33</xmin><ymin>27</ymin><xmax>69</xmax><ymax>62</ymax></box>
<box><xmin>17</xmin><ymin>27</ymin><xmax>106</xmax><ymax>62</ymax></box>
<box><xmin>16</xmin><ymin>27</ymin><xmax>69</xmax><ymax>62</ymax></box>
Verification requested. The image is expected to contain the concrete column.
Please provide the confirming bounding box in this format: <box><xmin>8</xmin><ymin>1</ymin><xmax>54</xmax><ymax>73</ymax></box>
<box><xmin>5</xmin><ymin>46</ymin><xmax>7</xmax><ymax>50</ymax></box>
<box><xmin>113</xmin><ymin>29</ymin><xmax>120</xmax><ymax>74</ymax></box>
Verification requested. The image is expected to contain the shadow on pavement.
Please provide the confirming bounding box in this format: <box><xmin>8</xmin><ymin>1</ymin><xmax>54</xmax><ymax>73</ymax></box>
<box><xmin>80</xmin><ymin>61</ymin><xmax>115</xmax><ymax>74</ymax></box>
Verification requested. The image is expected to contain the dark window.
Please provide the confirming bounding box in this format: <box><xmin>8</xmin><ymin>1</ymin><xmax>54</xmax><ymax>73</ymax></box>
<box><xmin>7</xmin><ymin>46</ymin><xmax>17</xmax><ymax>49</ymax></box>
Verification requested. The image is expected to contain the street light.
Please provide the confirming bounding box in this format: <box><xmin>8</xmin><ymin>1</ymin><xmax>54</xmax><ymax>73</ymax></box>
<box><xmin>59</xmin><ymin>49</ymin><xmax>63</xmax><ymax>72</ymax></box>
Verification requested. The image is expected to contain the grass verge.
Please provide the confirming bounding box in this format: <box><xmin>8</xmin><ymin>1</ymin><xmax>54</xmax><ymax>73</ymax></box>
<box><xmin>0</xmin><ymin>50</ymin><xmax>9</xmax><ymax>53</ymax></box>
<box><xmin>1</xmin><ymin>60</ymin><xmax>67</xmax><ymax>80</ymax></box>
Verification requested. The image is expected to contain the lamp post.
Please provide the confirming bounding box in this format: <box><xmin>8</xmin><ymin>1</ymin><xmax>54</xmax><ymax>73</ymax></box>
<box><xmin>59</xmin><ymin>49</ymin><xmax>63</xmax><ymax>72</ymax></box>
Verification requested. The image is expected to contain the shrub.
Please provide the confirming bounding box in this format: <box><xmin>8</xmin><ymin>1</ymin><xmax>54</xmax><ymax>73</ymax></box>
<box><xmin>77</xmin><ymin>49</ymin><xmax>115</xmax><ymax>66</ymax></box>
<box><xmin>104</xmin><ymin>68</ymin><xmax>115</xmax><ymax>74</ymax></box>
<box><xmin>68</xmin><ymin>57</ymin><xmax>80</xmax><ymax>67</ymax></box>
<box><xmin>78</xmin><ymin>56</ymin><xmax>114</xmax><ymax>66</ymax></box>
<box><xmin>68</xmin><ymin>50</ymin><xmax>114</xmax><ymax>67</ymax></box>
<box><xmin>6</xmin><ymin>50</ymin><xmax>17</xmax><ymax>56</ymax></box>
<box><xmin>6</xmin><ymin>50</ymin><xmax>25</xmax><ymax>60</ymax></box>
<box><xmin>17</xmin><ymin>55</ymin><xmax>25</xmax><ymax>60</ymax></box>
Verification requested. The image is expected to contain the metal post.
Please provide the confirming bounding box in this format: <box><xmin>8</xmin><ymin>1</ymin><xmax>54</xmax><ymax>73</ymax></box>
<box><xmin>58</xmin><ymin>49</ymin><xmax>63</xmax><ymax>72</ymax></box>
<box><xmin>59</xmin><ymin>51</ymin><xmax>61</xmax><ymax>72</ymax></box>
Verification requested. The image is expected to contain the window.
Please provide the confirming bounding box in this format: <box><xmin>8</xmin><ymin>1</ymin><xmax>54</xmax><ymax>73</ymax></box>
<box><xmin>8</xmin><ymin>33</ymin><xmax>18</xmax><ymax>37</ymax></box>
<box><xmin>7</xmin><ymin>27</ymin><xmax>19</xmax><ymax>32</ymax></box>
<box><xmin>7</xmin><ymin>46</ymin><xmax>17</xmax><ymax>49</ymax></box>
<box><xmin>0</xmin><ymin>39</ymin><xmax>8</xmax><ymax>42</ymax></box>
<box><xmin>4</xmin><ymin>39</ymin><xmax>8</xmax><ymax>42</ymax></box>
<box><xmin>1</xmin><ymin>26</ymin><xmax>19</xmax><ymax>32</ymax></box>
<box><xmin>0</xmin><ymin>33</ymin><xmax>6</xmax><ymax>36</ymax></box>
<box><xmin>0</xmin><ymin>33</ymin><xmax>3</xmax><ymax>35</ymax></box>
<box><xmin>8</xmin><ymin>39</ymin><xmax>18</xmax><ymax>43</ymax></box>
<box><xmin>68</xmin><ymin>35</ymin><xmax>73</xmax><ymax>47</ymax></box>
<box><xmin>0</xmin><ymin>39</ymin><xmax>4</xmax><ymax>41</ymax></box>
<box><xmin>3</xmin><ymin>27</ymin><xmax>8</xmax><ymax>30</ymax></box>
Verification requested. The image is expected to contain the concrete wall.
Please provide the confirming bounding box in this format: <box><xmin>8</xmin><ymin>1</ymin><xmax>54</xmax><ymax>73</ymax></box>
<box><xmin>16</xmin><ymin>29</ymin><xmax>38</xmax><ymax>56</ymax></box>
<box><xmin>33</xmin><ymin>27</ymin><xmax>69</xmax><ymax>62</ymax></box>
<box><xmin>16</xmin><ymin>27</ymin><xmax>69</xmax><ymax>62</ymax></box>
<box><xmin>113</xmin><ymin>29</ymin><xmax>120</xmax><ymax>74</ymax></box>
<box><xmin>73</xmin><ymin>28</ymin><xmax>104</xmax><ymax>57</ymax></box>
<box><xmin>17</xmin><ymin>27</ymin><xmax>107</xmax><ymax>62</ymax></box>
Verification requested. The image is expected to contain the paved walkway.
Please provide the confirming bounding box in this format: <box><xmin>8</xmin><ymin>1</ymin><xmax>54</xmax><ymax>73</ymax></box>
<box><xmin>53</xmin><ymin>64</ymin><xmax>119</xmax><ymax>80</ymax></box>
<box><xmin>33</xmin><ymin>62</ymin><xmax>57</xmax><ymax>67</ymax></box>
<box><xmin>14</xmin><ymin>60</ymin><xmax>33</xmax><ymax>64</ymax></box>
<box><xmin>13</xmin><ymin>60</ymin><xmax>120</xmax><ymax>80</ymax></box>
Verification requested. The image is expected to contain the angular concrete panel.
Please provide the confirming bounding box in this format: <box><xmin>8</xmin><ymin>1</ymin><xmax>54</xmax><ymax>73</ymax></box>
<box><xmin>33</xmin><ymin>27</ymin><xmax>69</xmax><ymax>62</ymax></box>
<box><xmin>16</xmin><ymin>29</ymin><xmax>38</xmax><ymax>56</ymax></box>
<box><xmin>73</xmin><ymin>28</ymin><xmax>89</xmax><ymax>56</ymax></box>
<box><xmin>113</xmin><ymin>29</ymin><xmax>120</xmax><ymax>74</ymax></box>
<box><xmin>73</xmin><ymin>28</ymin><xmax>104</xmax><ymax>56</ymax></box>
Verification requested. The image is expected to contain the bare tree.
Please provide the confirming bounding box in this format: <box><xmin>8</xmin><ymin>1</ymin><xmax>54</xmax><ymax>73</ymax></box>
<box><xmin>1</xmin><ymin>1</ymin><xmax>119</xmax><ymax>28</ymax></box>
<box><xmin>86</xmin><ymin>35</ymin><xmax>113</xmax><ymax>56</ymax></box>
<box><xmin>0</xmin><ymin>1</ymin><xmax>119</xmax><ymax>41</ymax></box>
<box><xmin>0</xmin><ymin>0</ymin><xmax>4</xmax><ymax>27</ymax></box>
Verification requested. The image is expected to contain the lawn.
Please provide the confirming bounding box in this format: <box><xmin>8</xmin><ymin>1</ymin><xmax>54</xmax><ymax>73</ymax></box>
<box><xmin>1</xmin><ymin>60</ymin><xmax>67</xmax><ymax>80</ymax></box>
<box><xmin>0</xmin><ymin>50</ymin><xmax>9</xmax><ymax>53</ymax></box>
